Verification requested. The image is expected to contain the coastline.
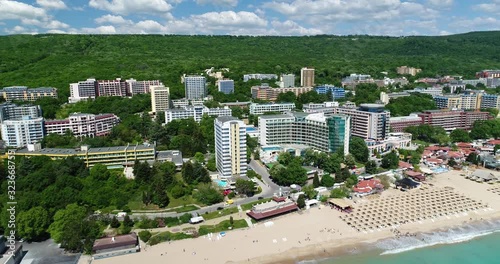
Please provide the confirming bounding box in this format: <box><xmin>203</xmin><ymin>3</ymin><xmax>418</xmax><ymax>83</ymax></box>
<box><xmin>92</xmin><ymin>170</ymin><xmax>500</xmax><ymax>264</ymax></box>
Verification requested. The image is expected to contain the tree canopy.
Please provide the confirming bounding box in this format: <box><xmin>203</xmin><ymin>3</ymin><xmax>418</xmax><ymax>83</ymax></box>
<box><xmin>385</xmin><ymin>94</ymin><xmax>437</xmax><ymax>117</ymax></box>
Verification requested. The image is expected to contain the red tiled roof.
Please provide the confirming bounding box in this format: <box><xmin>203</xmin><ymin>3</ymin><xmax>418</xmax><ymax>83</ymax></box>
<box><xmin>406</xmin><ymin>170</ymin><xmax>423</xmax><ymax>177</ymax></box>
<box><xmin>353</xmin><ymin>179</ymin><xmax>383</xmax><ymax>194</ymax></box>
<box><xmin>425</xmin><ymin>146</ymin><xmax>440</xmax><ymax>151</ymax></box>
<box><xmin>399</xmin><ymin>161</ymin><xmax>413</xmax><ymax>169</ymax></box>
<box><xmin>426</xmin><ymin>158</ymin><xmax>443</xmax><ymax>164</ymax></box>
<box><xmin>92</xmin><ymin>233</ymin><xmax>138</xmax><ymax>252</ymax></box>
<box><xmin>272</xmin><ymin>196</ymin><xmax>286</xmax><ymax>202</ymax></box>
<box><xmin>456</xmin><ymin>142</ymin><xmax>472</xmax><ymax>148</ymax></box>
<box><xmin>447</xmin><ymin>151</ymin><xmax>463</xmax><ymax>158</ymax></box>
<box><xmin>423</xmin><ymin>150</ymin><xmax>432</xmax><ymax>157</ymax></box>
<box><xmin>246</xmin><ymin>204</ymin><xmax>298</xmax><ymax>220</ymax></box>
<box><xmin>487</xmin><ymin>139</ymin><xmax>500</xmax><ymax>145</ymax></box>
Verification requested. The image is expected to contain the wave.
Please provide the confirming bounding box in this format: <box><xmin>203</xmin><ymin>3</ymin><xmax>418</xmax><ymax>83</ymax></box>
<box><xmin>378</xmin><ymin>220</ymin><xmax>500</xmax><ymax>255</ymax></box>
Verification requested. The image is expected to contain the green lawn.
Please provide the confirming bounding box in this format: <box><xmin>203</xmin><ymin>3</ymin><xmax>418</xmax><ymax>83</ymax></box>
<box><xmin>241</xmin><ymin>198</ymin><xmax>272</xmax><ymax>211</ymax></box>
<box><xmin>148</xmin><ymin>231</ymin><xmax>192</xmax><ymax>245</ymax></box>
<box><xmin>203</xmin><ymin>207</ymin><xmax>238</xmax><ymax>220</ymax></box>
<box><xmin>174</xmin><ymin>205</ymin><xmax>199</xmax><ymax>213</ymax></box>
<box><xmin>127</xmin><ymin>192</ymin><xmax>203</xmax><ymax>211</ymax></box>
<box><xmin>198</xmin><ymin>219</ymin><xmax>248</xmax><ymax>236</ymax></box>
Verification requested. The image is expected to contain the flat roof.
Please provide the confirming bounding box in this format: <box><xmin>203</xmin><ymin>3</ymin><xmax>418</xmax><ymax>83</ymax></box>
<box><xmin>328</xmin><ymin>198</ymin><xmax>354</xmax><ymax>209</ymax></box>
<box><xmin>92</xmin><ymin>233</ymin><xmax>138</xmax><ymax>252</ymax></box>
<box><xmin>247</xmin><ymin>203</ymin><xmax>298</xmax><ymax>220</ymax></box>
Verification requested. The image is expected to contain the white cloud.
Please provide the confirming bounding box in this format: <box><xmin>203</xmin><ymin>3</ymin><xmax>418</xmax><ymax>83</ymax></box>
<box><xmin>0</xmin><ymin>1</ymin><xmax>47</xmax><ymax>20</ymax></box>
<box><xmin>451</xmin><ymin>17</ymin><xmax>500</xmax><ymax>31</ymax></box>
<box><xmin>427</xmin><ymin>0</ymin><xmax>453</xmax><ymax>7</ymax></box>
<box><xmin>196</xmin><ymin>0</ymin><xmax>238</xmax><ymax>7</ymax></box>
<box><xmin>20</xmin><ymin>18</ymin><xmax>69</xmax><ymax>29</ymax></box>
<box><xmin>89</xmin><ymin>0</ymin><xmax>174</xmax><ymax>15</ymax></box>
<box><xmin>82</xmin><ymin>25</ymin><xmax>117</xmax><ymax>34</ymax></box>
<box><xmin>190</xmin><ymin>11</ymin><xmax>268</xmax><ymax>31</ymax></box>
<box><xmin>36</xmin><ymin>0</ymin><xmax>67</xmax><ymax>9</ymax></box>
<box><xmin>95</xmin><ymin>14</ymin><xmax>133</xmax><ymax>25</ymax></box>
<box><xmin>474</xmin><ymin>0</ymin><xmax>500</xmax><ymax>14</ymax></box>
<box><xmin>269</xmin><ymin>20</ymin><xmax>323</xmax><ymax>35</ymax></box>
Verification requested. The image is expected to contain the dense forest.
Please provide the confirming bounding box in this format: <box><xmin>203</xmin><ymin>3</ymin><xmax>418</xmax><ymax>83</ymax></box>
<box><xmin>1</xmin><ymin>32</ymin><xmax>500</xmax><ymax>100</ymax></box>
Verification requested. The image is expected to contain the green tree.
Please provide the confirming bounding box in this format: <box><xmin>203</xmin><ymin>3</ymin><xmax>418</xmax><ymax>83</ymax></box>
<box><xmin>193</xmin><ymin>183</ymin><xmax>224</xmax><ymax>205</ymax></box>
<box><xmin>138</xmin><ymin>230</ymin><xmax>152</xmax><ymax>243</ymax></box>
<box><xmin>297</xmin><ymin>194</ymin><xmax>306</xmax><ymax>209</ymax></box>
<box><xmin>335</xmin><ymin>168</ymin><xmax>351</xmax><ymax>183</ymax></box>
<box><xmin>344</xmin><ymin>154</ymin><xmax>356</xmax><ymax>168</ymax></box>
<box><xmin>133</xmin><ymin>160</ymin><xmax>152</xmax><ymax>184</ymax></box>
<box><xmin>381</xmin><ymin>151</ymin><xmax>399</xmax><ymax>169</ymax></box>
<box><xmin>229</xmin><ymin>216</ymin><xmax>234</xmax><ymax>226</ymax></box>
<box><xmin>206</xmin><ymin>156</ymin><xmax>217</xmax><ymax>171</ymax></box>
<box><xmin>194</xmin><ymin>152</ymin><xmax>205</xmax><ymax>163</ymax></box>
<box><xmin>269</xmin><ymin>161</ymin><xmax>307</xmax><ymax>186</ymax></box>
<box><xmin>235</xmin><ymin>179</ymin><xmax>256</xmax><ymax>196</ymax></box>
<box><xmin>313</xmin><ymin>172</ymin><xmax>320</xmax><ymax>187</ymax></box>
<box><xmin>320</xmin><ymin>174</ymin><xmax>335</xmax><ymax>187</ymax></box>
<box><xmin>302</xmin><ymin>184</ymin><xmax>318</xmax><ymax>199</ymax></box>
<box><xmin>385</xmin><ymin>94</ymin><xmax>437</xmax><ymax>117</ymax></box>
<box><xmin>276</xmin><ymin>91</ymin><xmax>297</xmax><ymax>103</ymax></box>
<box><xmin>182</xmin><ymin>161</ymin><xmax>195</xmax><ymax>184</ymax></box>
<box><xmin>330</xmin><ymin>187</ymin><xmax>350</xmax><ymax>198</ymax></box>
<box><xmin>365</xmin><ymin>160</ymin><xmax>378</xmax><ymax>174</ymax></box>
<box><xmin>466</xmin><ymin>152</ymin><xmax>480</xmax><ymax>165</ymax></box>
<box><xmin>349</xmin><ymin>137</ymin><xmax>369</xmax><ymax>163</ymax></box>
<box><xmin>448</xmin><ymin>158</ymin><xmax>457</xmax><ymax>167</ymax></box>
<box><xmin>277</xmin><ymin>152</ymin><xmax>293</xmax><ymax>166</ymax></box>
<box><xmin>123</xmin><ymin>215</ymin><xmax>134</xmax><ymax>228</ymax></box>
<box><xmin>324</xmin><ymin>153</ymin><xmax>342</xmax><ymax>174</ymax></box>
<box><xmin>17</xmin><ymin>207</ymin><xmax>50</xmax><ymax>241</ymax></box>
<box><xmin>110</xmin><ymin>216</ymin><xmax>120</xmax><ymax>228</ymax></box>
<box><xmin>450</xmin><ymin>129</ymin><xmax>471</xmax><ymax>143</ymax></box>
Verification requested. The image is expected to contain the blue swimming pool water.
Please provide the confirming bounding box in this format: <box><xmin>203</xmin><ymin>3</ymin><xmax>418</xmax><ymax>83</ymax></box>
<box><xmin>215</xmin><ymin>179</ymin><xmax>228</xmax><ymax>188</ymax></box>
<box><xmin>261</xmin><ymin>146</ymin><xmax>282</xmax><ymax>152</ymax></box>
<box><xmin>432</xmin><ymin>167</ymin><xmax>449</xmax><ymax>174</ymax></box>
<box><xmin>246</xmin><ymin>127</ymin><xmax>257</xmax><ymax>132</ymax></box>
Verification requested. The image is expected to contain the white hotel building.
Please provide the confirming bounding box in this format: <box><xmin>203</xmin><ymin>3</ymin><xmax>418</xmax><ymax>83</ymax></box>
<box><xmin>1</xmin><ymin>116</ymin><xmax>45</xmax><ymax>148</ymax></box>
<box><xmin>215</xmin><ymin>116</ymin><xmax>247</xmax><ymax>178</ymax></box>
<box><xmin>165</xmin><ymin>105</ymin><xmax>232</xmax><ymax>124</ymax></box>
<box><xmin>249</xmin><ymin>103</ymin><xmax>296</xmax><ymax>115</ymax></box>
<box><xmin>45</xmin><ymin>113</ymin><xmax>120</xmax><ymax>137</ymax></box>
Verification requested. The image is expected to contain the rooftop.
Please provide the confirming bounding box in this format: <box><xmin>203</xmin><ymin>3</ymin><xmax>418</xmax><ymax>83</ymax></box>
<box><xmin>92</xmin><ymin>233</ymin><xmax>138</xmax><ymax>252</ymax></box>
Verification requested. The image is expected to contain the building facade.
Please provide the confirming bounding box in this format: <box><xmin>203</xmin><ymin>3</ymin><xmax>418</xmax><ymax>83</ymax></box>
<box><xmin>280</xmin><ymin>74</ymin><xmax>295</xmax><ymax>88</ymax></box>
<box><xmin>16</xmin><ymin>143</ymin><xmax>155</xmax><ymax>167</ymax></box>
<box><xmin>476</xmin><ymin>70</ymin><xmax>500</xmax><ymax>78</ymax></box>
<box><xmin>217</xmin><ymin>79</ymin><xmax>234</xmax><ymax>94</ymax></box>
<box><xmin>258</xmin><ymin>112</ymin><xmax>350</xmax><ymax>155</ymax></box>
<box><xmin>45</xmin><ymin>113</ymin><xmax>120</xmax><ymax>137</ymax></box>
<box><xmin>69</xmin><ymin>78</ymin><xmax>162</xmax><ymax>102</ymax></box>
<box><xmin>243</xmin><ymin>73</ymin><xmax>277</xmax><ymax>82</ymax></box>
<box><xmin>396</xmin><ymin>66</ymin><xmax>422</xmax><ymax>76</ymax></box>
<box><xmin>1</xmin><ymin>117</ymin><xmax>44</xmax><ymax>148</ymax></box>
<box><xmin>300</xmin><ymin>67</ymin><xmax>315</xmax><ymax>87</ymax></box>
<box><xmin>150</xmin><ymin>85</ymin><xmax>170</xmax><ymax>113</ymax></box>
<box><xmin>249</xmin><ymin>103</ymin><xmax>295</xmax><ymax>115</ymax></box>
<box><xmin>184</xmin><ymin>75</ymin><xmax>207</xmax><ymax>99</ymax></box>
<box><xmin>0</xmin><ymin>103</ymin><xmax>42</xmax><ymax>123</ymax></box>
<box><xmin>251</xmin><ymin>84</ymin><xmax>314</xmax><ymax>101</ymax></box>
<box><xmin>165</xmin><ymin>105</ymin><xmax>232</xmax><ymax>124</ymax></box>
<box><xmin>215</xmin><ymin>117</ymin><xmax>247</xmax><ymax>178</ymax></box>
<box><xmin>334</xmin><ymin>104</ymin><xmax>390</xmax><ymax>140</ymax></box>
<box><xmin>389</xmin><ymin>114</ymin><xmax>423</xmax><ymax>133</ymax></box>
<box><xmin>0</xmin><ymin>86</ymin><xmax>57</xmax><ymax>102</ymax></box>
<box><xmin>315</xmin><ymin>85</ymin><xmax>345</xmax><ymax>100</ymax></box>
<box><xmin>418</xmin><ymin>110</ymin><xmax>492</xmax><ymax>131</ymax></box>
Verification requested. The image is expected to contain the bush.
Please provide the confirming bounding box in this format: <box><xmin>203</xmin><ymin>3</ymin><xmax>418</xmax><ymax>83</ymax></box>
<box><xmin>148</xmin><ymin>231</ymin><xmax>192</xmax><ymax>246</ymax></box>
<box><xmin>170</xmin><ymin>185</ymin><xmax>186</xmax><ymax>199</ymax></box>
<box><xmin>110</xmin><ymin>216</ymin><xmax>120</xmax><ymax>228</ymax></box>
<box><xmin>228</xmin><ymin>192</ymin><xmax>236</xmax><ymax>199</ymax></box>
<box><xmin>179</xmin><ymin>213</ymin><xmax>192</xmax><ymax>224</ymax></box>
<box><xmin>121</xmin><ymin>205</ymin><xmax>131</xmax><ymax>213</ymax></box>
<box><xmin>120</xmin><ymin>225</ymin><xmax>132</xmax><ymax>235</ymax></box>
<box><xmin>136</xmin><ymin>218</ymin><xmax>159</xmax><ymax>229</ymax></box>
<box><xmin>138</xmin><ymin>230</ymin><xmax>152</xmax><ymax>242</ymax></box>
<box><xmin>164</xmin><ymin>217</ymin><xmax>181</xmax><ymax>227</ymax></box>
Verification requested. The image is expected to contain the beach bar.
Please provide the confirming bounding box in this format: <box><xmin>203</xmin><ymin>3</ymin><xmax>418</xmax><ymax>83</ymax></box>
<box><xmin>246</xmin><ymin>197</ymin><xmax>299</xmax><ymax>220</ymax></box>
<box><xmin>327</xmin><ymin>198</ymin><xmax>354</xmax><ymax>213</ymax></box>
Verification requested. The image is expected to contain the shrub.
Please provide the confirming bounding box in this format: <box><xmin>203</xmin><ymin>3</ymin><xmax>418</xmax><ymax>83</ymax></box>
<box><xmin>179</xmin><ymin>213</ymin><xmax>192</xmax><ymax>224</ymax></box>
<box><xmin>228</xmin><ymin>192</ymin><xmax>236</xmax><ymax>199</ymax></box>
<box><xmin>110</xmin><ymin>216</ymin><xmax>120</xmax><ymax>228</ymax></box>
<box><xmin>138</xmin><ymin>230</ymin><xmax>152</xmax><ymax>242</ymax></box>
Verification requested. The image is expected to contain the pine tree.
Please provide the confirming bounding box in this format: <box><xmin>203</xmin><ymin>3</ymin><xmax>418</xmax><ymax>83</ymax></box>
<box><xmin>313</xmin><ymin>172</ymin><xmax>320</xmax><ymax>188</ymax></box>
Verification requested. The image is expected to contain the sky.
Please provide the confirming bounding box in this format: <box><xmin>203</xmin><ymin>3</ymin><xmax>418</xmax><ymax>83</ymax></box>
<box><xmin>0</xmin><ymin>0</ymin><xmax>499</xmax><ymax>36</ymax></box>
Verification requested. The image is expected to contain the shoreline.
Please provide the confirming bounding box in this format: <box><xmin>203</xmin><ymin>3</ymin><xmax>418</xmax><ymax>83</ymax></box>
<box><xmin>246</xmin><ymin>214</ymin><xmax>500</xmax><ymax>264</ymax></box>
<box><xmin>92</xmin><ymin>170</ymin><xmax>500</xmax><ymax>264</ymax></box>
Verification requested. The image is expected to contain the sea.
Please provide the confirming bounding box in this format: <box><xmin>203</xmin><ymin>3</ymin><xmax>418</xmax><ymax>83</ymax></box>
<box><xmin>301</xmin><ymin>219</ymin><xmax>500</xmax><ymax>264</ymax></box>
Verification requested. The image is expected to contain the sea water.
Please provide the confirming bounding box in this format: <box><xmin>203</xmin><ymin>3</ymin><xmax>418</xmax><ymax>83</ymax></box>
<box><xmin>307</xmin><ymin>219</ymin><xmax>500</xmax><ymax>264</ymax></box>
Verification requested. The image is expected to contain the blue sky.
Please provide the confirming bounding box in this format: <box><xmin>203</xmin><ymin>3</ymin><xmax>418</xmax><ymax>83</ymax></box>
<box><xmin>0</xmin><ymin>0</ymin><xmax>499</xmax><ymax>35</ymax></box>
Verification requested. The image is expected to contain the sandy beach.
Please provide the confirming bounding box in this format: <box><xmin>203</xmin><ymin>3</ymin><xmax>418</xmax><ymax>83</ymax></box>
<box><xmin>92</xmin><ymin>169</ymin><xmax>500</xmax><ymax>264</ymax></box>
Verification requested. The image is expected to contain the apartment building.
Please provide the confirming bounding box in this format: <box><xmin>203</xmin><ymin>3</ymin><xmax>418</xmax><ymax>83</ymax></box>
<box><xmin>300</xmin><ymin>67</ymin><xmax>315</xmax><ymax>87</ymax></box>
<box><xmin>243</xmin><ymin>73</ymin><xmax>277</xmax><ymax>82</ymax></box>
<box><xmin>334</xmin><ymin>104</ymin><xmax>390</xmax><ymax>140</ymax></box>
<box><xmin>396</xmin><ymin>66</ymin><xmax>422</xmax><ymax>76</ymax></box>
<box><xmin>217</xmin><ymin>79</ymin><xmax>234</xmax><ymax>94</ymax></box>
<box><xmin>418</xmin><ymin>110</ymin><xmax>492</xmax><ymax>131</ymax></box>
<box><xmin>45</xmin><ymin>113</ymin><xmax>120</xmax><ymax>137</ymax></box>
<box><xmin>278</xmin><ymin>74</ymin><xmax>295</xmax><ymax>88</ymax></box>
<box><xmin>16</xmin><ymin>143</ymin><xmax>155</xmax><ymax>168</ymax></box>
<box><xmin>476</xmin><ymin>70</ymin><xmax>500</xmax><ymax>78</ymax></box>
<box><xmin>481</xmin><ymin>94</ymin><xmax>500</xmax><ymax>110</ymax></box>
<box><xmin>1</xmin><ymin>116</ymin><xmax>44</xmax><ymax>148</ymax></box>
<box><xmin>258</xmin><ymin>112</ymin><xmax>350</xmax><ymax>155</ymax></box>
<box><xmin>151</xmin><ymin>85</ymin><xmax>170</xmax><ymax>113</ymax></box>
<box><xmin>165</xmin><ymin>105</ymin><xmax>231</xmax><ymax>124</ymax></box>
<box><xmin>249</xmin><ymin>103</ymin><xmax>295</xmax><ymax>115</ymax></box>
<box><xmin>435</xmin><ymin>92</ymin><xmax>500</xmax><ymax>111</ymax></box>
<box><xmin>0</xmin><ymin>103</ymin><xmax>42</xmax><ymax>123</ymax></box>
<box><xmin>315</xmin><ymin>85</ymin><xmax>345</xmax><ymax>100</ymax></box>
<box><xmin>302</xmin><ymin>102</ymin><xmax>339</xmax><ymax>113</ymax></box>
<box><xmin>184</xmin><ymin>75</ymin><xmax>207</xmax><ymax>99</ymax></box>
<box><xmin>389</xmin><ymin>114</ymin><xmax>423</xmax><ymax>133</ymax></box>
<box><xmin>215</xmin><ymin>116</ymin><xmax>247</xmax><ymax>178</ymax></box>
<box><xmin>251</xmin><ymin>84</ymin><xmax>313</xmax><ymax>101</ymax></box>
<box><xmin>69</xmin><ymin>78</ymin><xmax>162</xmax><ymax>102</ymax></box>
<box><xmin>434</xmin><ymin>95</ymin><xmax>463</xmax><ymax>109</ymax></box>
<box><xmin>0</xmin><ymin>86</ymin><xmax>57</xmax><ymax>102</ymax></box>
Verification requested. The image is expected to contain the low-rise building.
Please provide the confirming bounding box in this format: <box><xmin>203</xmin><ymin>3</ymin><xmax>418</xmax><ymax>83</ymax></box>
<box><xmin>243</xmin><ymin>73</ymin><xmax>277</xmax><ymax>82</ymax></box>
<box><xmin>389</xmin><ymin>114</ymin><xmax>423</xmax><ymax>133</ymax></box>
<box><xmin>315</xmin><ymin>85</ymin><xmax>345</xmax><ymax>100</ymax></box>
<box><xmin>249</xmin><ymin>103</ymin><xmax>295</xmax><ymax>115</ymax></box>
<box><xmin>15</xmin><ymin>143</ymin><xmax>155</xmax><ymax>168</ymax></box>
<box><xmin>251</xmin><ymin>84</ymin><xmax>313</xmax><ymax>101</ymax></box>
<box><xmin>156</xmin><ymin>150</ymin><xmax>183</xmax><ymax>170</ymax></box>
<box><xmin>165</xmin><ymin>105</ymin><xmax>231</xmax><ymax>124</ymax></box>
<box><xmin>92</xmin><ymin>233</ymin><xmax>139</xmax><ymax>259</ymax></box>
<box><xmin>418</xmin><ymin>110</ymin><xmax>492</xmax><ymax>131</ymax></box>
<box><xmin>45</xmin><ymin>113</ymin><xmax>120</xmax><ymax>137</ymax></box>
<box><xmin>0</xmin><ymin>86</ymin><xmax>57</xmax><ymax>102</ymax></box>
<box><xmin>246</xmin><ymin>197</ymin><xmax>299</xmax><ymax>220</ymax></box>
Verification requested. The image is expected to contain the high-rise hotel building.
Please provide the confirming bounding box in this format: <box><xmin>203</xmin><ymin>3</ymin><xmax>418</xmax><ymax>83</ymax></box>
<box><xmin>300</xmin><ymin>67</ymin><xmax>315</xmax><ymax>87</ymax></box>
<box><xmin>185</xmin><ymin>75</ymin><xmax>207</xmax><ymax>99</ymax></box>
<box><xmin>215</xmin><ymin>116</ymin><xmax>247</xmax><ymax>178</ymax></box>
<box><xmin>151</xmin><ymin>85</ymin><xmax>170</xmax><ymax>113</ymax></box>
<box><xmin>258</xmin><ymin>112</ymin><xmax>350</xmax><ymax>155</ymax></box>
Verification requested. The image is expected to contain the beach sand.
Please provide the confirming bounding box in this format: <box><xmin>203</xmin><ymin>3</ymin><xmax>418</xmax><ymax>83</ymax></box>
<box><xmin>92</xmin><ymin>170</ymin><xmax>500</xmax><ymax>264</ymax></box>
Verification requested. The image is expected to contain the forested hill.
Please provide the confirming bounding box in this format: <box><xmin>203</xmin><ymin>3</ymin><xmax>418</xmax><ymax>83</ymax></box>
<box><xmin>1</xmin><ymin>31</ymin><xmax>499</xmax><ymax>98</ymax></box>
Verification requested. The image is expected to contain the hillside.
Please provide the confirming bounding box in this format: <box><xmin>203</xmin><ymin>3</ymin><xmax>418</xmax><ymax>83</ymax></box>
<box><xmin>1</xmin><ymin>31</ymin><xmax>500</xmax><ymax>99</ymax></box>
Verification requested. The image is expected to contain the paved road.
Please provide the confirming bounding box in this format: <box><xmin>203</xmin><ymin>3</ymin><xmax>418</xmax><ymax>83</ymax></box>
<box><xmin>130</xmin><ymin>160</ymin><xmax>282</xmax><ymax>220</ymax></box>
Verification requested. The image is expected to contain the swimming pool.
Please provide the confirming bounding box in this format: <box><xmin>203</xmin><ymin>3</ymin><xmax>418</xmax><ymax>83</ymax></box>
<box><xmin>432</xmin><ymin>167</ymin><xmax>449</xmax><ymax>174</ymax></box>
<box><xmin>261</xmin><ymin>146</ymin><xmax>282</xmax><ymax>152</ymax></box>
<box><xmin>246</xmin><ymin>127</ymin><xmax>258</xmax><ymax>132</ymax></box>
<box><xmin>214</xmin><ymin>179</ymin><xmax>228</xmax><ymax>188</ymax></box>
